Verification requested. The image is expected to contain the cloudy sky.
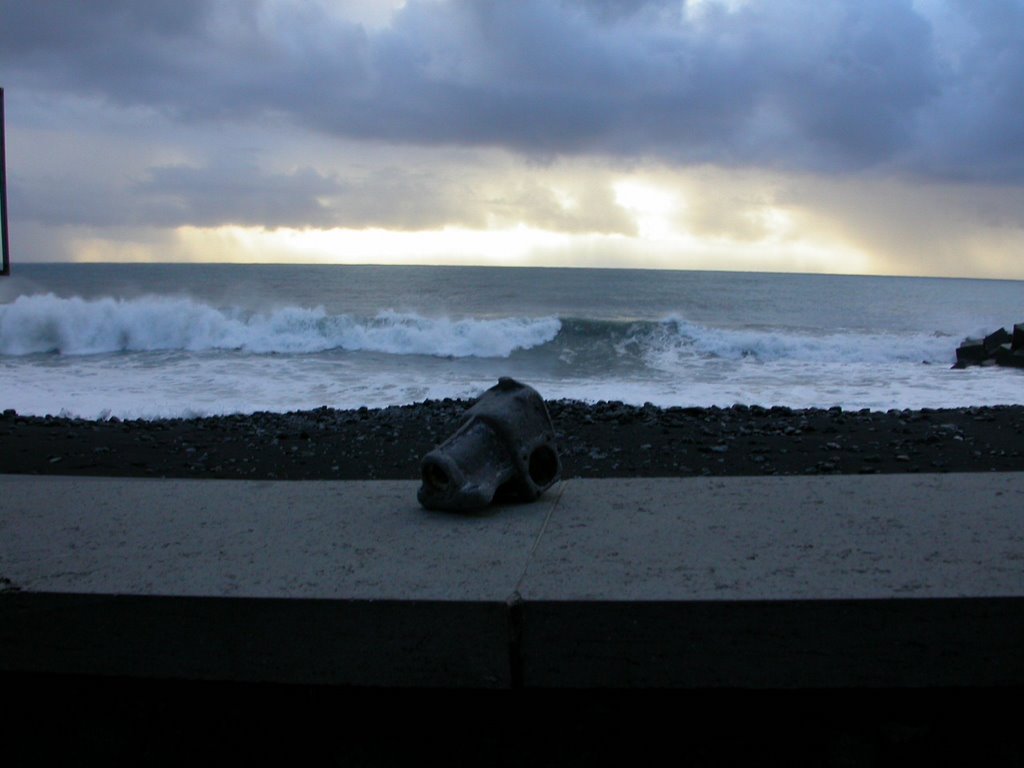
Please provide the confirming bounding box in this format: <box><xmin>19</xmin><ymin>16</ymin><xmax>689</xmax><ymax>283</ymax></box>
<box><xmin>2</xmin><ymin>0</ymin><xmax>1024</xmax><ymax>277</ymax></box>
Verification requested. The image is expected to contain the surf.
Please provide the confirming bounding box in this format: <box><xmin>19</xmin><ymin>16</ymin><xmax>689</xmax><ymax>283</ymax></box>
<box><xmin>0</xmin><ymin>293</ymin><xmax>562</xmax><ymax>358</ymax></box>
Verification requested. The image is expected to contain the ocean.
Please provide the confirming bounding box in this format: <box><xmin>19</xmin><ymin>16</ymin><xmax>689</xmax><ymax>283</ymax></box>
<box><xmin>0</xmin><ymin>263</ymin><xmax>1021</xmax><ymax>420</ymax></box>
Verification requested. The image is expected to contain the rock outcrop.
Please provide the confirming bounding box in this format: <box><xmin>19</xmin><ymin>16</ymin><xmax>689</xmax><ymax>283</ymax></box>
<box><xmin>954</xmin><ymin>323</ymin><xmax>1024</xmax><ymax>369</ymax></box>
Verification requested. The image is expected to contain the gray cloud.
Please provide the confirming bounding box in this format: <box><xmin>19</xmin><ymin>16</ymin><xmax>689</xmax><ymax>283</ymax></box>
<box><xmin>0</xmin><ymin>1</ymin><xmax>213</xmax><ymax>106</ymax></box>
<box><xmin>14</xmin><ymin>150</ymin><xmax>637</xmax><ymax>235</ymax></box>
<box><xmin>132</xmin><ymin>161</ymin><xmax>490</xmax><ymax>231</ymax></box>
<box><xmin>134</xmin><ymin>164</ymin><xmax>341</xmax><ymax>228</ymax></box>
<box><xmin>907</xmin><ymin>1</ymin><xmax>1024</xmax><ymax>182</ymax></box>
<box><xmin>131</xmin><ymin>161</ymin><xmax>638</xmax><ymax>233</ymax></box>
<box><xmin>4</xmin><ymin>0</ymin><xmax>1020</xmax><ymax>182</ymax></box>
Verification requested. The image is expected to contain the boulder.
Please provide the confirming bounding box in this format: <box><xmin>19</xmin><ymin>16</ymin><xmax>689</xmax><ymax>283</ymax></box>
<box><xmin>954</xmin><ymin>339</ymin><xmax>986</xmax><ymax>368</ymax></box>
<box><xmin>997</xmin><ymin>345</ymin><xmax>1024</xmax><ymax>369</ymax></box>
<box><xmin>953</xmin><ymin>323</ymin><xmax>1024</xmax><ymax>369</ymax></box>
<box><xmin>1013</xmin><ymin>323</ymin><xmax>1024</xmax><ymax>351</ymax></box>
<box><xmin>994</xmin><ymin>343</ymin><xmax>1015</xmax><ymax>366</ymax></box>
<box><xmin>983</xmin><ymin>327</ymin><xmax>1012</xmax><ymax>352</ymax></box>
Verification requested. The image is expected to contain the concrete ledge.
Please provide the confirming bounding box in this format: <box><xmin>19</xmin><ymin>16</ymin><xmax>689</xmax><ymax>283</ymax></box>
<box><xmin>2</xmin><ymin>473</ymin><xmax>1023</xmax><ymax>688</ymax></box>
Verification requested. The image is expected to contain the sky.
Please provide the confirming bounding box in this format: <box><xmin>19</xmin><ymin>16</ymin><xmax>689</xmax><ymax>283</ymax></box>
<box><xmin>2</xmin><ymin>0</ymin><xmax>1024</xmax><ymax>278</ymax></box>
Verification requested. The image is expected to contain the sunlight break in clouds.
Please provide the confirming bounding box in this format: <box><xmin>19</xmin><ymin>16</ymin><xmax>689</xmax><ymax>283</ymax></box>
<box><xmin>613</xmin><ymin>180</ymin><xmax>679</xmax><ymax>240</ymax></box>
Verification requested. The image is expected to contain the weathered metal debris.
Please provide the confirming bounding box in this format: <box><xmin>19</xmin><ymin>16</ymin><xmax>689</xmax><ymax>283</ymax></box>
<box><xmin>418</xmin><ymin>377</ymin><xmax>561</xmax><ymax>512</ymax></box>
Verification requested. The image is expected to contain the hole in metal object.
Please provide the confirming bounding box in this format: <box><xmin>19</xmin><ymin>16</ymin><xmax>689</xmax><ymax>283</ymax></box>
<box><xmin>423</xmin><ymin>462</ymin><xmax>450</xmax><ymax>492</ymax></box>
<box><xmin>528</xmin><ymin>444</ymin><xmax>559</xmax><ymax>487</ymax></box>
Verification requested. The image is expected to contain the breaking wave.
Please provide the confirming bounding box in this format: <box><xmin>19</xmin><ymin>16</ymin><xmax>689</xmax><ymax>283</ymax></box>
<box><xmin>543</xmin><ymin>315</ymin><xmax>954</xmax><ymax>370</ymax></box>
<box><xmin>0</xmin><ymin>293</ymin><xmax>562</xmax><ymax>358</ymax></box>
<box><xmin>0</xmin><ymin>294</ymin><xmax>958</xmax><ymax>366</ymax></box>
<box><xmin>631</xmin><ymin>315</ymin><xmax>955</xmax><ymax>366</ymax></box>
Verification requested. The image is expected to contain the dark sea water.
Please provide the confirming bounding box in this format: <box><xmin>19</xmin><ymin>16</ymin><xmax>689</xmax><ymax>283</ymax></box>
<box><xmin>1</xmin><ymin>263</ymin><xmax>1021</xmax><ymax>419</ymax></box>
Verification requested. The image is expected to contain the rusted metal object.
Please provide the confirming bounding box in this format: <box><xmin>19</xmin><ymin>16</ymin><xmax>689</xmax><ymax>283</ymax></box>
<box><xmin>418</xmin><ymin>378</ymin><xmax>561</xmax><ymax>511</ymax></box>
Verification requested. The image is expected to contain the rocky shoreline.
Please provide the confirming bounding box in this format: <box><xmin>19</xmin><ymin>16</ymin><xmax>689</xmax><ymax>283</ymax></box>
<box><xmin>3</xmin><ymin>400</ymin><xmax>1023</xmax><ymax>480</ymax></box>
<box><xmin>954</xmin><ymin>323</ymin><xmax>1024</xmax><ymax>369</ymax></box>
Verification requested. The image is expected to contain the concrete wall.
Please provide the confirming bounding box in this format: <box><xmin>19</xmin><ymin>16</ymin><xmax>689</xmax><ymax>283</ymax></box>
<box><xmin>3</xmin><ymin>474</ymin><xmax>1023</xmax><ymax>688</ymax></box>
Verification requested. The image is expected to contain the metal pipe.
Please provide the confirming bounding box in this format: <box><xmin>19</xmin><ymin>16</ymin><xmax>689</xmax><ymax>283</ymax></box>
<box><xmin>1</xmin><ymin>86</ymin><xmax>10</xmax><ymax>275</ymax></box>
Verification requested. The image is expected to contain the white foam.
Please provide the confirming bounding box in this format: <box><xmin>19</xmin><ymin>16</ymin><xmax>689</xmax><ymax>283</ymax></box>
<box><xmin>0</xmin><ymin>293</ymin><xmax>561</xmax><ymax>358</ymax></box>
<box><xmin>536</xmin><ymin>362</ymin><xmax>1024</xmax><ymax>412</ymax></box>
<box><xmin>3</xmin><ymin>350</ymin><xmax>1022</xmax><ymax>420</ymax></box>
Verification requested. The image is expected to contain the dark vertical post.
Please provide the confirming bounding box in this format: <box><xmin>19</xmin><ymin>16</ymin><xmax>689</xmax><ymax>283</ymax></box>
<box><xmin>1</xmin><ymin>86</ymin><xmax>10</xmax><ymax>275</ymax></box>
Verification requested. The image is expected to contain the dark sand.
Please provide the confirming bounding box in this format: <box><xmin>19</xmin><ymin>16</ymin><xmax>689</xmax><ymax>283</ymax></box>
<box><xmin>3</xmin><ymin>401</ymin><xmax>1023</xmax><ymax>479</ymax></box>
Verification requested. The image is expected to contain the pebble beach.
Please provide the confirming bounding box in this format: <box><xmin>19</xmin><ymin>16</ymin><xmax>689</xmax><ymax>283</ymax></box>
<box><xmin>4</xmin><ymin>400</ymin><xmax>1023</xmax><ymax>482</ymax></box>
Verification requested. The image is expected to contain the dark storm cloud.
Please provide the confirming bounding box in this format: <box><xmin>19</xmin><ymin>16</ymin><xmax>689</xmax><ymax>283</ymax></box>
<box><xmin>0</xmin><ymin>0</ymin><xmax>212</xmax><ymax>106</ymax></box>
<box><xmin>1</xmin><ymin>0</ymin><xmax>1022</xmax><ymax>180</ymax></box>
<box><xmin>909</xmin><ymin>1</ymin><xmax>1024</xmax><ymax>182</ymax></box>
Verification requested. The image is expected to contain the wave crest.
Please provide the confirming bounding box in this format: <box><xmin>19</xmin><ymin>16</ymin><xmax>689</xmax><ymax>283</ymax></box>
<box><xmin>0</xmin><ymin>293</ymin><xmax>562</xmax><ymax>358</ymax></box>
<box><xmin>638</xmin><ymin>315</ymin><xmax>953</xmax><ymax>366</ymax></box>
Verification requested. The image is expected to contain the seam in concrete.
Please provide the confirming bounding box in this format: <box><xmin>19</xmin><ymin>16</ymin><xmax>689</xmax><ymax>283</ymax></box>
<box><xmin>516</xmin><ymin>479</ymin><xmax>568</xmax><ymax>591</ymax></box>
<box><xmin>505</xmin><ymin>480</ymin><xmax>568</xmax><ymax>688</ymax></box>
<box><xmin>506</xmin><ymin>590</ymin><xmax>524</xmax><ymax>689</ymax></box>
